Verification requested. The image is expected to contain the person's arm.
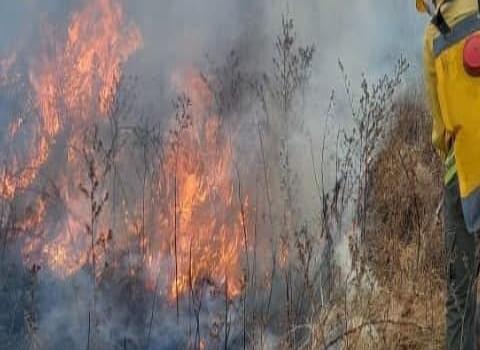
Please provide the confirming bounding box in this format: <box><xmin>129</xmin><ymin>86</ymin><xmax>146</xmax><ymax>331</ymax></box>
<box><xmin>423</xmin><ymin>27</ymin><xmax>449</xmax><ymax>159</ymax></box>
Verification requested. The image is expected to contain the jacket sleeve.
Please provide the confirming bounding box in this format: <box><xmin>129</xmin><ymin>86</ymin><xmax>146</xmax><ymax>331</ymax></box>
<box><xmin>423</xmin><ymin>28</ymin><xmax>449</xmax><ymax>159</ymax></box>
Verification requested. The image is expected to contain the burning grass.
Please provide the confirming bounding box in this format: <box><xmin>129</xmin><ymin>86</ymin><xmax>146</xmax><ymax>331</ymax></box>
<box><xmin>153</xmin><ymin>70</ymin><xmax>247</xmax><ymax>301</ymax></box>
<box><xmin>0</xmin><ymin>1</ymin><xmax>448</xmax><ymax>349</ymax></box>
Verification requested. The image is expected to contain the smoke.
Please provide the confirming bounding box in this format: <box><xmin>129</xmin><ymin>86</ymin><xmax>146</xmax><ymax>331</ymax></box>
<box><xmin>0</xmin><ymin>1</ymin><xmax>425</xmax><ymax>62</ymax></box>
<box><xmin>0</xmin><ymin>1</ymin><xmax>428</xmax><ymax>349</ymax></box>
<box><xmin>0</xmin><ymin>0</ymin><xmax>425</xmax><ymax>112</ymax></box>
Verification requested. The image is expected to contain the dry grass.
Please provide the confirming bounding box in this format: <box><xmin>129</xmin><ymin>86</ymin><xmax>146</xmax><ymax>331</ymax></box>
<box><xmin>312</xmin><ymin>99</ymin><xmax>446</xmax><ymax>350</ymax></box>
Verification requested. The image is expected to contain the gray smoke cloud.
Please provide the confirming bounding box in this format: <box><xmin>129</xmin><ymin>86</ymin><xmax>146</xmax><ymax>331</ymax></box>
<box><xmin>0</xmin><ymin>1</ymin><xmax>428</xmax><ymax>349</ymax></box>
<box><xmin>0</xmin><ymin>1</ymin><xmax>426</xmax><ymax>99</ymax></box>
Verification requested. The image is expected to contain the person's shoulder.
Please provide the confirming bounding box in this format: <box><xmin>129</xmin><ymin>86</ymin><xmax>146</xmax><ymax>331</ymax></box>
<box><xmin>425</xmin><ymin>0</ymin><xmax>478</xmax><ymax>52</ymax></box>
<box><xmin>443</xmin><ymin>0</ymin><xmax>478</xmax><ymax>25</ymax></box>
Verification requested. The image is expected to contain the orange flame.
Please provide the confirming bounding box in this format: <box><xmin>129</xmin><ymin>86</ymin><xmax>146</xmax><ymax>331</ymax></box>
<box><xmin>4</xmin><ymin>0</ymin><xmax>249</xmax><ymax>305</ymax></box>
<box><xmin>31</xmin><ymin>0</ymin><xmax>142</xmax><ymax>124</ymax></box>
<box><xmin>14</xmin><ymin>0</ymin><xmax>141</xmax><ymax>277</ymax></box>
<box><xmin>0</xmin><ymin>0</ymin><xmax>141</xmax><ymax>201</ymax></box>
<box><xmin>153</xmin><ymin>70</ymin><xmax>247</xmax><ymax>300</ymax></box>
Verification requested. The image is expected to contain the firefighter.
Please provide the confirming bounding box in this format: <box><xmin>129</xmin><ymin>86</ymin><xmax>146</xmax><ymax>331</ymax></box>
<box><xmin>418</xmin><ymin>0</ymin><xmax>480</xmax><ymax>348</ymax></box>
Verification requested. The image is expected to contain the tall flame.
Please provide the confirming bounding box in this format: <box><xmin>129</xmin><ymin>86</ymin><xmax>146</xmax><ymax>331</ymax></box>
<box><xmin>15</xmin><ymin>0</ymin><xmax>141</xmax><ymax>277</ymax></box>
<box><xmin>1</xmin><ymin>0</ymin><xmax>141</xmax><ymax>201</ymax></box>
<box><xmin>154</xmin><ymin>70</ymin><xmax>247</xmax><ymax>300</ymax></box>
<box><xmin>31</xmin><ymin>0</ymin><xmax>142</xmax><ymax>123</ymax></box>
<box><xmin>2</xmin><ymin>0</ymin><xmax>248</xmax><ymax>303</ymax></box>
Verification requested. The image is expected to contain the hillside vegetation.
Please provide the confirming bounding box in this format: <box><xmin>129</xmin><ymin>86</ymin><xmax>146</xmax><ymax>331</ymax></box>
<box><xmin>311</xmin><ymin>99</ymin><xmax>446</xmax><ymax>350</ymax></box>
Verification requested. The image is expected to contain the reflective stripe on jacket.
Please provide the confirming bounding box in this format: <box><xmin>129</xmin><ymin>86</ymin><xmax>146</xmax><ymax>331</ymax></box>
<box><xmin>423</xmin><ymin>0</ymin><xmax>480</xmax><ymax>233</ymax></box>
<box><xmin>445</xmin><ymin>149</ymin><xmax>457</xmax><ymax>186</ymax></box>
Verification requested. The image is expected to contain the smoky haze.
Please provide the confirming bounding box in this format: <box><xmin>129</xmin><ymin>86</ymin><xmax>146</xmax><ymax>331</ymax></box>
<box><xmin>0</xmin><ymin>1</ymin><xmax>426</xmax><ymax>349</ymax></box>
<box><xmin>0</xmin><ymin>1</ymin><xmax>425</xmax><ymax>101</ymax></box>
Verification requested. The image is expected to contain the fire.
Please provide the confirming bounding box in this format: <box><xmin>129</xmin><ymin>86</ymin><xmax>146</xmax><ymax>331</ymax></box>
<box><xmin>0</xmin><ymin>0</ymin><xmax>141</xmax><ymax>201</ymax></box>
<box><xmin>0</xmin><ymin>134</ymin><xmax>51</xmax><ymax>200</ymax></box>
<box><xmin>155</xmin><ymin>70</ymin><xmax>247</xmax><ymax>300</ymax></box>
<box><xmin>31</xmin><ymin>0</ymin><xmax>142</xmax><ymax>124</ymax></box>
<box><xmin>2</xmin><ymin>0</ymin><xmax>248</xmax><ymax>304</ymax></box>
<box><xmin>6</xmin><ymin>0</ymin><xmax>141</xmax><ymax>277</ymax></box>
<box><xmin>42</xmin><ymin>213</ymin><xmax>90</xmax><ymax>279</ymax></box>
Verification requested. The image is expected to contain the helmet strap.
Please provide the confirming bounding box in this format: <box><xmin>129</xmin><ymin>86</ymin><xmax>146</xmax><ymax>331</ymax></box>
<box><xmin>431</xmin><ymin>1</ymin><xmax>452</xmax><ymax>35</ymax></box>
<box><xmin>432</xmin><ymin>9</ymin><xmax>451</xmax><ymax>34</ymax></box>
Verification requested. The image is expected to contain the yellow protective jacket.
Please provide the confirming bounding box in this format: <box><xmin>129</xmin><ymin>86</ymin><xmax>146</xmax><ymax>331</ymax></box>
<box><xmin>423</xmin><ymin>0</ymin><xmax>480</xmax><ymax>233</ymax></box>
